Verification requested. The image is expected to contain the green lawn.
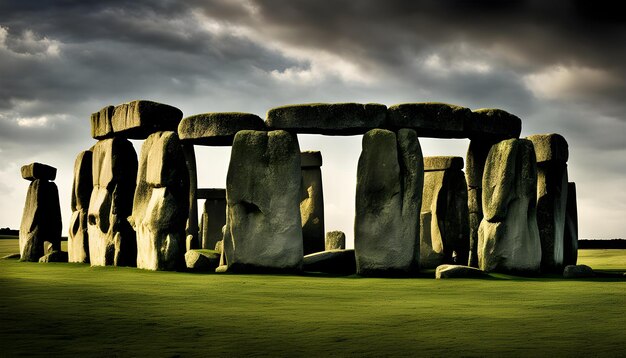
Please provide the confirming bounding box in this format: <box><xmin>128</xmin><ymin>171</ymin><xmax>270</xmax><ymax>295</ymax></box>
<box><xmin>1</xmin><ymin>239</ymin><xmax>625</xmax><ymax>357</ymax></box>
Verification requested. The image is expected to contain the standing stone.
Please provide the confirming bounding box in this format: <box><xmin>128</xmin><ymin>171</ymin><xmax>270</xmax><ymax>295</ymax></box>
<box><xmin>420</xmin><ymin>156</ymin><xmax>470</xmax><ymax>268</ymax></box>
<box><xmin>131</xmin><ymin>131</ymin><xmax>189</xmax><ymax>271</ymax></box>
<box><xmin>68</xmin><ymin>150</ymin><xmax>93</xmax><ymax>263</ymax></box>
<box><xmin>325</xmin><ymin>231</ymin><xmax>346</xmax><ymax>251</ymax></box>
<box><xmin>300</xmin><ymin>151</ymin><xmax>325</xmax><ymax>255</ymax></box>
<box><xmin>182</xmin><ymin>144</ymin><xmax>199</xmax><ymax>250</ymax></box>
<box><xmin>528</xmin><ymin>134</ymin><xmax>569</xmax><ymax>272</ymax></box>
<box><xmin>221</xmin><ymin>130</ymin><xmax>303</xmax><ymax>273</ymax></box>
<box><xmin>419</xmin><ymin>211</ymin><xmax>444</xmax><ymax>268</ymax></box>
<box><xmin>200</xmin><ymin>189</ymin><xmax>226</xmax><ymax>250</ymax></box>
<box><xmin>88</xmin><ymin>138</ymin><xmax>138</xmax><ymax>267</ymax></box>
<box><xmin>465</xmin><ymin>109</ymin><xmax>521</xmax><ymax>267</ymax></box>
<box><xmin>355</xmin><ymin>129</ymin><xmax>423</xmax><ymax>276</ymax></box>
<box><xmin>478</xmin><ymin>139</ymin><xmax>542</xmax><ymax>273</ymax></box>
<box><xmin>563</xmin><ymin>182</ymin><xmax>578</xmax><ymax>266</ymax></box>
<box><xmin>19</xmin><ymin>163</ymin><xmax>62</xmax><ymax>262</ymax></box>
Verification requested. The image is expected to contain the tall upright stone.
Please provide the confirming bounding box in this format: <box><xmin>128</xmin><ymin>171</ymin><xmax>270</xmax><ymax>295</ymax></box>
<box><xmin>19</xmin><ymin>163</ymin><xmax>62</xmax><ymax>262</ymax></box>
<box><xmin>528</xmin><ymin>134</ymin><xmax>569</xmax><ymax>272</ymax></box>
<box><xmin>420</xmin><ymin>156</ymin><xmax>470</xmax><ymax>268</ymax></box>
<box><xmin>181</xmin><ymin>144</ymin><xmax>199</xmax><ymax>250</ymax></box>
<box><xmin>68</xmin><ymin>150</ymin><xmax>93</xmax><ymax>263</ymax></box>
<box><xmin>221</xmin><ymin>130</ymin><xmax>303</xmax><ymax>273</ymax></box>
<box><xmin>300</xmin><ymin>151</ymin><xmax>325</xmax><ymax>255</ymax></box>
<box><xmin>478</xmin><ymin>139</ymin><xmax>542</xmax><ymax>273</ymax></box>
<box><xmin>465</xmin><ymin>109</ymin><xmax>521</xmax><ymax>267</ymax></box>
<box><xmin>88</xmin><ymin>138</ymin><xmax>138</xmax><ymax>267</ymax></box>
<box><xmin>131</xmin><ymin>131</ymin><xmax>189</xmax><ymax>271</ymax></box>
<box><xmin>355</xmin><ymin>129</ymin><xmax>423</xmax><ymax>276</ymax></box>
<box><xmin>199</xmin><ymin>189</ymin><xmax>226</xmax><ymax>250</ymax></box>
<box><xmin>563</xmin><ymin>182</ymin><xmax>578</xmax><ymax>266</ymax></box>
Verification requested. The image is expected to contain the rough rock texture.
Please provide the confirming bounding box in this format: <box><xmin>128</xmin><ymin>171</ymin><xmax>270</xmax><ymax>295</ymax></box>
<box><xmin>21</xmin><ymin>162</ymin><xmax>57</xmax><ymax>181</ymax></box>
<box><xmin>39</xmin><ymin>250</ymin><xmax>68</xmax><ymax>263</ymax></box>
<box><xmin>200</xmin><ymin>191</ymin><xmax>226</xmax><ymax>250</ymax></box>
<box><xmin>88</xmin><ymin>138</ymin><xmax>138</xmax><ymax>267</ymax></box>
<box><xmin>266</xmin><ymin>103</ymin><xmax>387</xmax><ymax>135</ymax></box>
<box><xmin>325</xmin><ymin>231</ymin><xmax>346</xmax><ymax>251</ymax></box>
<box><xmin>185</xmin><ymin>249</ymin><xmax>220</xmax><ymax>272</ymax></box>
<box><xmin>214</xmin><ymin>239</ymin><xmax>223</xmax><ymax>254</ymax></box>
<box><xmin>131</xmin><ymin>131</ymin><xmax>189</xmax><ymax>271</ymax></box>
<box><xmin>355</xmin><ymin>129</ymin><xmax>423</xmax><ymax>276</ymax></box>
<box><xmin>68</xmin><ymin>150</ymin><xmax>93</xmax><ymax>263</ymax></box>
<box><xmin>19</xmin><ymin>179</ymin><xmax>62</xmax><ymax>262</ymax></box>
<box><xmin>466</xmin><ymin>109</ymin><xmax>522</xmax><ymax>141</ymax></box>
<box><xmin>419</xmin><ymin>211</ymin><xmax>444</xmax><ymax>268</ymax></box>
<box><xmin>563</xmin><ymin>264</ymin><xmax>594</xmax><ymax>278</ymax></box>
<box><xmin>91</xmin><ymin>100</ymin><xmax>183</xmax><ymax>140</ymax></box>
<box><xmin>563</xmin><ymin>182</ymin><xmax>578</xmax><ymax>266</ymax></box>
<box><xmin>387</xmin><ymin>103</ymin><xmax>470</xmax><ymax>138</ymax></box>
<box><xmin>421</xmin><ymin>156</ymin><xmax>470</xmax><ymax>268</ymax></box>
<box><xmin>221</xmin><ymin>130</ymin><xmax>303</xmax><ymax>273</ymax></box>
<box><xmin>435</xmin><ymin>264</ymin><xmax>488</xmax><ymax>279</ymax></box>
<box><xmin>478</xmin><ymin>139</ymin><xmax>542</xmax><ymax>273</ymax></box>
<box><xmin>303</xmin><ymin>249</ymin><xmax>356</xmax><ymax>275</ymax></box>
<box><xmin>528</xmin><ymin>134</ymin><xmax>569</xmax><ymax>273</ymax></box>
<box><xmin>178</xmin><ymin>112</ymin><xmax>266</xmax><ymax>145</ymax></box>
<box><xmin>182</xmin><ymin>144</ymin><xmax>199</xmax><ymax>250</ymax></box>
<box><xmin>300</xmin><ymin>151</ymin><xmax>325</xmax><ymax>255</ymax></box>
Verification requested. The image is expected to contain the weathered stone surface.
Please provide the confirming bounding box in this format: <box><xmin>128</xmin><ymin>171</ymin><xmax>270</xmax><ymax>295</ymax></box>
<box><xmin>185</xmin><ymin>249</ymin><xmax>220</xmax><ymax>272</ymax></box>
<box><xmin>527</xmin><ymin>133</ymin><xmax>568</xmax><ymax>163</ymax></box>
<box><xmin>39</xmin><ymin>250</ymin><xmax>68</xmax><ymax>263</ymax></box>
<box><xmin>19</xmin><ymin>179</ymin><xmax>62</xmax><ymax>262</ymax></box>
<box><xmin>435</xmin><ymin>264</ymin><xmax>488</xmax><ymax>279</ymax></box>
<box><xmin>301</xmin><ymin>151</ymin><xmax>325</xmax><ymax>255</ymax></box>
<box><xmin>325</xmin><ymin>231</ymin><xmax>346</xmax><ymax>251</ymax></box>
<box><xmin>68</xmin><ymin>150</ymin><xmax>92</xmax><ymax>264</ymax></box>
<box><xmin>478</xmin><ymin>139</ymin><xmax>542</xmax><ymax>273</ymax></box>
<box><xmin>563</xmin><ymin>182</ymin><xmax>578</xmax><ymax>266</ymax></box>
<box><xmin>182</xmin><ymin>144</ymin><xmax>199</xmax><ymax>250</ymax></box>
<box><xmin>424</xmin><ymin>156</ymin><xmax>464</xmax><ymax>171</ymax></box>
<box><xmin>528</xmin><ymin>134</ymin><xmax>569</xmax><ymax>272</ymax></box>
<box><xmin>466</xmin><ymin>109</ymin><xmax>522</xmax><ymax>141</ymax></box>
<box><xmin>419</xmin><ymin>211</ymin><xmax>444</xmax><ymax>268</ymax></box>
<box><xmin>387</xmin><ymin>103</ymin><xmax>470</xmax><ymax>138</ymax></box>
<box><xmin>201</xmin><ymin>195</ymin><xmax>226</xmax><ymax>250</ymax></box>
<box><xmin>88</xmin><ymin>138</ymin><xmax>137</xmax><ymax>267</ymax></box>
<box><xmin>563</xmin><ymin>264</ymin><xmax>594</xmax><ymax>278</ymax></box>
<box><xmin>303</xmin><ymin>249</ymin><xmax>356</xmax><ymax>275</ymax></box>
<box><xmin>355</xmin><ymin>129</ymin><xmax>423</xmax><ymax>276</ymax></box>
<box><xmin>131</xmin><ymin>131</ymin><xmax>189</xmax><ymax>271</ymax></box>
<box><xmin>266</xmin><ymin>103</ymin><xmax>387</xmax><ymax>135</ymax></box>
<box><xmin>91</xmin><ymin>100</ymin><xmax>183</xmax><ymax>140</ymax></box>
<box><xmin>421</xmin><ymin>156</ymin><xmax>470</xmax><ymax>267</ymax></box>
<box><xmin>301</xmin><ymin>151</ymin><xmax>322</xmax><ymax>168</ymax></box>
<box><xmin>214</xmin><ymin>239</ymin><xmax>223</xmax><ymax>254</ymax></box>
<box><xmin>2</xmin><ymin>253</ymin><xmax>20</xmax><ymax>259</ymax></box>
<box><xmin>221</xmin><ymin>130</ymin><xmax>303</xmax><ymax>273</ymax></box>
<box><xmin>178</xmin><ymin>112</ymin><xmax>265</xmax><ymax>145</ymax></box>
<box><xmin>21</xmin><ymin>162</ymin><xmax>57</xmax><ymax>181</ymax></box>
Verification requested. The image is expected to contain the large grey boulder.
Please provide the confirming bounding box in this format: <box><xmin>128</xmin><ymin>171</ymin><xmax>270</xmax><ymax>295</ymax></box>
<box><xmin>387</xmin><ymin>102</ymin><xmax>470</xmax><ymax>138</ymax></box>
<box><xmin>303</xmin><ymin>249</ymin><xmax>356</xmax><ymax>275</ymax></box>
<box><xmin>563</xmin><ymin>182</ymin><xmax>578</xmax><ymax>266</ymax></box>
<box><xmin>221</xmin><ymin>130</ymin><xmax>303</xmax><ymax>273</ymax></box>
<box><xmin>435</xmin><ymin>264</ymin><xmax>488</xmax><ymax>279</ymax></box>
<box><xmin>178</xmin><ymin>112</ymin><xmax>266</xmax><ymax>145</ymax></box>
<box><xmin>300</xmin><ymin>151</ymin><xmax>325</xmax><ymax>255</ymax></box>
<box><xmin>131</xmin><ymin>131</ymin><xmax>189</xmax><ymax>271</ymax></box>
<box><xmin>266</xmin><ymin>103</ymin><xmax>387</xmax><ymax>135</ymax></box>
<box><xmin>478</xmin><ymin>139</ymin><xmax>542</xmax><ymax>273</ymax></box>
<box><xmin>563</xmin><ymin>264</ymin><xmax>594</xmax><ymax>278</ymax></box>
<box><xmin>465</xmin><ymin>108</ymin><xmax>522</xmax><ymax>141</ymax></box>
<box><xmin>325</xmin><ymin>231</ymin><xmax>346</xmax><ymax>251</ymax></box>
<box><xmin>68</xmin><ymin>150</ymin><xmax>93</xmax><ymax>263</ymax></box>
<box><xmin>420</xmin><ymin>156</ymin><xmax>470</xmax><ymax>268</ymax></box>
<box><xmin>355</xmin><ymin>129</ymin><xmax>423</xmax><ymax>276</ymax></box>
<box><xmin>21</xmin><ymin>162</ymin><xmax>57</xmax><ymax>181</ymax></box>
<box><xmin>91</xmin><ymin>100</ymin><xmax>183</xmax><ymax>140</ymax></box>
<box><xmin>185</xmin><ymin>249</ymin><xmax>220</xmax><ymax>272</ymax></box>
<box><xmin>199</xmin><ymin>189</ymin><xmax>226</xmax><ymax>250</ymax></box>
<box><xmin>19</xmin><ymin>177</ymin><xmax>62</xmax><ymax>262</ymax></box>
<box><xmin>528</xmin><ymin>134</ymin><xmax>569</xmax><ymax>272</ymax></box>
<box><xmin>88</xmin><ymin>138</ymin><xmax>137</xmax><ymax>267</ymax></box>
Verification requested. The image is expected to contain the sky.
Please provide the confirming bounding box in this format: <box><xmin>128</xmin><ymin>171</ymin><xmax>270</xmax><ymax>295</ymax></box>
<box><xmin>0</xmin><ymin>0</ymin><xmax>624</xmax><ymax>245</ymax></box>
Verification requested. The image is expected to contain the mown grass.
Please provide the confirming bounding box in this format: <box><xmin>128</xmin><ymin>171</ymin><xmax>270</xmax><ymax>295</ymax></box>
<box><xmin>1</xmin><ymin>239</ymin><xmax>625</xmax><ymax>357</ymax></box>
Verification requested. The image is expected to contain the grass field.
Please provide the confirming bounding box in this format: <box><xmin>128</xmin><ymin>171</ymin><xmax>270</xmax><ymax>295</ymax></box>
<box><xmin>1</xmin><ymin>239</ymin><xmax>625</xmax><ymax>357</ymax></box>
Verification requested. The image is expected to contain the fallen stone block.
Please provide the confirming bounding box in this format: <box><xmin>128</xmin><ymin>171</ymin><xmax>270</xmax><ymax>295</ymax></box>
<box><xmin>303</xmin><ymin>249</ymin><xmax>356</xmax><ymax>275</ymax></box>
<box><xmin>185</xmin><ymin>250</ymin><xmax>220</xmax><ymax>272</ymax></box>
<box><xmin>178</xmin><ymin>112</ymin><xmax>266</xmax><ymax>146</ymax></box>
<box><xmin>21</xmin><ymin>162</ymin><xmax>57</xmax><ymax>181</ymax></box>
<box><xmin>39</xmin><ymin>250</ymin><xmax>68</xmax><ymax>263</ymax></box>
<box><xmin>563</xmin><ymin>264</ymin><xmax>594</xmax><ymax>278</ymax></box>
<box><xmin>435</xmin><ymin>264</ymin><xmax>488</xmax><ymax>279</ymax></box>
